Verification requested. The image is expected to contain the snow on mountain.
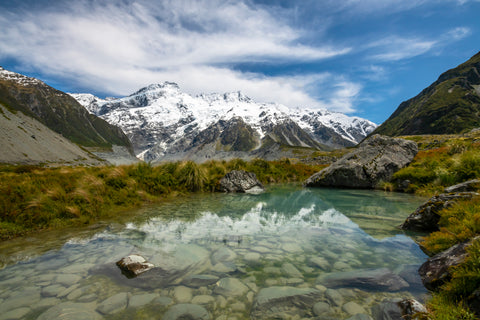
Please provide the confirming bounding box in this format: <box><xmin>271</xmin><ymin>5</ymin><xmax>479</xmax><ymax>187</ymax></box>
<box><xmin>71</xmin><ymin>82</ymin><xmax>376</xmax><ymax>162</ymax></box>
<box><xmin>0</xmin><ymin>66</ymin><xmax>44</xmax><ymax>87</ymax></box>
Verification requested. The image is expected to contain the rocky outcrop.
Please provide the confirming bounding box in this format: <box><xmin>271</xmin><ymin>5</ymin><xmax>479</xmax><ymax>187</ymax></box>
<box><xmin>418</xmin><ymin>239</ymin><xmax>476</xmax><ymax>291</ymax></box>
<box><xmin>316</xmin><ymin>268</ymin><xmax>409</xmax><ymax>291</ymax></box>
<box><xmin>116</xmin><ymin>254</ymin><xmax>154</xmax><ymax>278</ymax></box>
<box><xmin>401</xmin><ymin>192</ymin><xmax>478</xmax><ymax>232</ymax></box>
<box><xmin>304</xmin><ymin>135</ymin><xmax>418</xmax><ymax>188</ymax></box>
<box><xmin>218</xmin><ymin>170</ymin><xmax>265</xmax><ymax>193</ymax></box>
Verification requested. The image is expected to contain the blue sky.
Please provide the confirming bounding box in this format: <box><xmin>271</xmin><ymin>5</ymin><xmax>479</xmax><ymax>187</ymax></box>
<box><xmin>1</xmin><ymin>0</ymin><xmax>479</xmax><ymax>124</ymax></box>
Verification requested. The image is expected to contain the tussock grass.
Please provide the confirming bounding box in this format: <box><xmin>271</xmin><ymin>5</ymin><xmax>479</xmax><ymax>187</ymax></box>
<box><xmin>393</xmin><ymin>132</ymin><xmax>480</xmax><ymax>195</ymax></box>
<box><xmin>400</xmin><ymin>133</ymin><xmax>480</xmax><ymax>318</ymax></box>
<box><xmin>0</xmin><ymin>159</ymin><xmax>323</xmax><ymax>240</ymax></box>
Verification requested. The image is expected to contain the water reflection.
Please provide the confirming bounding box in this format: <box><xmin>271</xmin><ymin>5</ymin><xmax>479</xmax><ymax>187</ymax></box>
<box><xmin>0</xmin><ymin>185</ymin><xmax>428</xmax><ymax>320</ymax></box>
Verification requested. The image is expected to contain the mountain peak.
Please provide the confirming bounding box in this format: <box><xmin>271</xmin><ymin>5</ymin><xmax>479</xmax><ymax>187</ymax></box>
<box><xmin>130</xmin><ymin>82</ymin><xmax>180</xmax><ymax>96</ymax></box>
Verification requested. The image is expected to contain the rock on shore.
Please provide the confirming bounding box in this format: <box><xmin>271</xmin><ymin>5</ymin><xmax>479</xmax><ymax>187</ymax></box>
<box><xmin>304</xmin><ymin>135</ymin><xmax>418</xmax><ymax>189</ymax></box>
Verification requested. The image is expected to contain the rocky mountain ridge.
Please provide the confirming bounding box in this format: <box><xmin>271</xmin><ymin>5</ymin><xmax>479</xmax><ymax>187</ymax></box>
<box><xmin>71</xmin><ymin>83</ymin><xmax>376</xmax><ymax>162</ymax></box>
<box><xmin>0</xmin><ymin>67</ymin><xmax>137</xmax><ymax>165</ymax></box>
<box><xmin>0</xmin><ymin>67</ymin><xmax>134</xmax><ymax>153</ymax></box>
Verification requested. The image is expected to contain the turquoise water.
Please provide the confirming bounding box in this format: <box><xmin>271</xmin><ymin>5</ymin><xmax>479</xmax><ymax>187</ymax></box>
<box><xmin>0</xmin><ymin>185</ymin><xmax>428</xmax><ymax>319</ymax></box>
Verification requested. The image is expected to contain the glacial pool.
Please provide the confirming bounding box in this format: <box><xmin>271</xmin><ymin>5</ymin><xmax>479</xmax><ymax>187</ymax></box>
<box><xmin>0</xmin><ymin>185</ymin><xmax>428</xmax><ymax>319</ymax></box>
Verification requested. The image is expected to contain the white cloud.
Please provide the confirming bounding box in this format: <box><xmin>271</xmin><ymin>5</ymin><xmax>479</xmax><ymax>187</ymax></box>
<box><xmin>366</xmin><ymin>26</ymin><xmax>471</xmax><ymax>62</ymax></box>
<box><xmin>369</xmin><ymin>37</ymin><xmax>436</xmax><ymax>61</ymax></box>
<box><xmin>0</xmin><ymin>0</ymin><xmax>354</xmax><ymax>112</ymax></box>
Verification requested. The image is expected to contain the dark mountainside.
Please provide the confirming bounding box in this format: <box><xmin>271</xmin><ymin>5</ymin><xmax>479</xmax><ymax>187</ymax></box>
<box><xmin>372</xmin><ymin>51</ymin><xmax>480</xmax><ymax>136</ymax></box>
<box><xmin>0</xmin><ymin>67</ymin><xmax>134</xmax><ymax>153</ymax></box>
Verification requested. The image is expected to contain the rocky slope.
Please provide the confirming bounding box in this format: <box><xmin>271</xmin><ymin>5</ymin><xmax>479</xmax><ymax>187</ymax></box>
<box><xmin>0</xmin><ymin>67</ymin><xmax>134</xmax><ymax>156</ymax></box>
<box><xmin>71</xmin><ymin>84</ymin><xmax>376</xmax><ymax>162</ymax></box>
<box><xmin>372</xmin><ymin>51</ymin><xmax>480</xmax><ymax>136</ymax></box>
<box><xmin>0</xmin><ymin>104</ymin><xmax>105</xmax><ymax>165</ymax></box>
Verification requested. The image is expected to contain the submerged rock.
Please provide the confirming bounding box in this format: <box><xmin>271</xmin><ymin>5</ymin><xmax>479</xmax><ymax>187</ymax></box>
<box><xmin>418</xmin><ymin>239</ymin><xmax>476</xmax><ymax>291</ymax></box>
<box><xmin>214</xmin><ymin>277</ymin><xmax>249</xmax><ymax>297</ymax></box>
<box><xmin>304</xmin><ymin>135</ymin><xmax>418</xmax><ymax>189</ymax></box>
<box><xmin>163</xmin><ymin>304</ymin><xmax>210</xmax><ymax>320</ymax></box>
<box><xmin>96</xmin><ymin>292</ymin><xmax>129</xmax><ymax>315</ymax></box>
<box><xmin>401</xmin><ymin>192</ymin><xmax>478</xmax><ymax>232</ymax></box>
<box><xmin>251</xmin><ymin>286</ymin><xmax>323</xmax><ymax>319</ymax></box>
<box><xmin>181</xmin><ymin>274</ymin><xmax>219</xmax><ymax>288</ymax></box>
<box><xmin>218</xmin><ymin>170</ymin><xmax>265</xmax><ymax>193</ymax></box>
<box><xmin>317</xmin><ymin>268</ymin><xmax>409</xmax><ymax>291</ymax></box>
<box><xmin>116</xmin><ymin>254</ymin><xmax>154</xmax><ymax>278</ymax></box>
<box><xmin>38</xmin><ymin>302</ymin><xmax>102</xmax><ymax>320</ymax></box>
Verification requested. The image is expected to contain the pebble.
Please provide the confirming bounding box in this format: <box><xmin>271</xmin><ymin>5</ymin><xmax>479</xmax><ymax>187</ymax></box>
<box><xmin>342</xmin><ymin>301</ymin><xmax>367</xmax><ymax>316</ymax></box>
<box><xmin>55</xmin><ymin>274</ymin><xmax>82</xmax><ymax>286</ymax></box>
<box><xmin>96</xmin><ymin>292</ymin><xmax>129</xmax><ymax>315</ymax></box>
<box><xmin>129</xmin><ymin>293</ymin><xmax>158</xmax><ymax>308</ymax></box>
<box><xmin>191</xmin><ymin>295</ymin><xmax>215</xmax><ymax>305</ymax></box>
<box><xmin>325</xmin><ymin>289</ymin><xmax>344</xmax><ymax>307</ymax></box>
<box><xmin>1</xmin><ymin>307</ymin><xmax>31</xmax><ymax>320</ymax></box>
<box><xmin>214</xmin><ymin>278</ymin><xmax>248</xmax><ymax>297</ymax></box>
<box><xmin>244</xmin><ymin>252</ymin><xmax>261</xmax><ymax>263</ymax></box>
<box><xmin>281</xmin><ymin>263</ymin><xmax>303</xmax><ymax>278</ymax></box>
<box><xmin>173</xmin><ymin>286</ymin><xmax>193</xmax><ymax>303</ymax></box>
<box><xmin>313</xmin><ymin>301</ymin><xmax>331</xmax><ymax>316</ymax></box>
<box><xmin>41</xmin><ymin>284</ymin><xmax>66</xmax><ymax>298</ymax></box>
<box><xmin>163</xmin><ymin>304</ymin><xmax>210</xmax><ymax>320</ymax></box>
<box><xmin>309</xmin><ymin>256</ymin><xmax>331</xmax><ymax>271</ymax></box>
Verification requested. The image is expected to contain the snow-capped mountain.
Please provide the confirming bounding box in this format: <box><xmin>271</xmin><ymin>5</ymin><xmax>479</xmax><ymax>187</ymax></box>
<box><xmin>70</xmin><ymin>83</ymin><xmax>376</xmax><ymax>162</ymax></box>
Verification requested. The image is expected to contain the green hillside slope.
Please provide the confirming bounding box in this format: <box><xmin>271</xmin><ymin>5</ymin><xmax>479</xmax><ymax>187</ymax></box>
<box><xmin>373</xmin><ymin>51</ymin><xmax>480</xmax><ymax>136</ymax></box>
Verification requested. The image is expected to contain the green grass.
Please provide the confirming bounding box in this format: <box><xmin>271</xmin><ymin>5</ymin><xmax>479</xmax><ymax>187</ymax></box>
<box><xmin>0</xmin><ymin>159</ymin><xmax>324</xmax><ymax>240</ymax></box>
<box><xmin>391</xmin><ymin>132</ymin><xmax>480</xmax><ymax>195</ymax></box>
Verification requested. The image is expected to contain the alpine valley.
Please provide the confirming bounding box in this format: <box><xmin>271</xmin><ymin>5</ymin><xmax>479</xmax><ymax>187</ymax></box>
<box><xmin>71</xmin><ymin>83</ymin><xmax>376</xmax><ymax>163</ymax></box>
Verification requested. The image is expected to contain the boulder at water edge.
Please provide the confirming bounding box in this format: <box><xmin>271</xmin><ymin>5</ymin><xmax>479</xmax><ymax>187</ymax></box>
<box><xmin>401</xmin><ymin>192</ymin><xmax>478</xmax><ymax>232</ymax></box>
<box><xmin>304</xmin><ymin>135</ymin><xmax>418</xmax><ymax>189</ymax></box>
<box><xmin>418</xmin><ymin>238</ymin><xmax>477</xmax><ymax>291</ymax></box>
<box><xmin>219</xmin><ymin>170</ymin><xmax>265</xmax><ymax>193</ymax></box>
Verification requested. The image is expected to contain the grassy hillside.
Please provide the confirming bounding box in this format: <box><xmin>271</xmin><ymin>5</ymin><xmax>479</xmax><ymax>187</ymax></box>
<box><xmin>373</xmin><ymin>51</ymin><xmax>480</xmax><ymax>136</ymax></box>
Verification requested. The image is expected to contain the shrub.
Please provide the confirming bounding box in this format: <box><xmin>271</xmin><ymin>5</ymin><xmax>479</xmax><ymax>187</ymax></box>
<box><xmin>176</xmin><ymin>161</ymin><xmax>207</xmax><ymax>192</ymax></box>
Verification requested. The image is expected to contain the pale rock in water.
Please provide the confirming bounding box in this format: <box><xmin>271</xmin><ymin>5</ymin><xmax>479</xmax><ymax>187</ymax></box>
<box><xmin>116</xmin><ymin>254</ymin><xmax>154</xmax><ymax>278</ymax></box>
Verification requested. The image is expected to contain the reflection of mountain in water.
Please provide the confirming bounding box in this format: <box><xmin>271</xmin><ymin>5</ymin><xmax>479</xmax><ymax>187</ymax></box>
<box><xmin>123</xmin><ymin>185</ymin><xmax>425</xmax><ymax>252</ymax></box>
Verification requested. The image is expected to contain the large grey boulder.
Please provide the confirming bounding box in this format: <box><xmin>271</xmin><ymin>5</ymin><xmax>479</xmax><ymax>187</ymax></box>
<box><xmin>418</xmin><ymin>238</ymin><xmax>477</xmax><ymax>291</ymax></box>
<box><xmin>304</xmin><ymin>135</ymin><xmax>418</xmax><ymax>188</ymax></box>
<box><xmin>401</xmin><ymin>192</ymin><xmax>478</xmax><ymax>232</ymax></box>
<box><xmin>219</xmin><ymin>170</ymin><xmax>264</xmax><ymax>193</ymax></box>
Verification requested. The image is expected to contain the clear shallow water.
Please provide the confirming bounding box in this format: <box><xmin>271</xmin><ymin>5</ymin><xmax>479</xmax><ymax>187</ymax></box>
<box><xmin>0</xmin><ymin>185</ymin><xmax>428</xmax><ymax>320</ymax></box>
